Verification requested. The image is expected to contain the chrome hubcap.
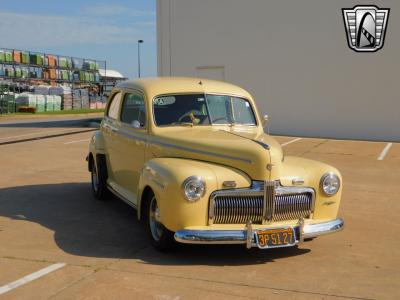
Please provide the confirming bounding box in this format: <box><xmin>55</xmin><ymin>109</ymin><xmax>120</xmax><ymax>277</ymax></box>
<box><xmin>149</xmin><ymin>196</ymin><xmax>163</xmax><ymax>241</ymax></box>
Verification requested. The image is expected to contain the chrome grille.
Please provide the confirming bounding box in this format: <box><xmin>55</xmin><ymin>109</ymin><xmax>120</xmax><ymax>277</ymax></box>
<box><xmin>274</xmin><ymin>193</ymin><xmax>313</xmax><ymax>221</ymax></box>
<box><xmin>213</xmin><ymin>195</ymin><xmax>264</xmax><ymax>224</ymax></box>
<box><xmin>209</xmin><ymin>181</ymin><xmax>314</xmax><ymax>224</ymax></box>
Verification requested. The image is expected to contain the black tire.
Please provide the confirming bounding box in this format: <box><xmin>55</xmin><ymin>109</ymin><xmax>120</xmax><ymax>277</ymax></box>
<box><xmin>144</xmin><ymin>191</ymin><xmax>175</xmax><ymax>251</ymax></box>
<box><xmin>91</xmin><ymin>154</ymin><xmax>111</xmax><ymax>201</ymax></box>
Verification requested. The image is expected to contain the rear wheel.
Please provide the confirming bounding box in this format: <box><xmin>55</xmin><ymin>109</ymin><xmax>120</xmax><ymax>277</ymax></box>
<box><xmin>145</xmin><ymin>192</ymin><xmax>175</xmax><ymax>251</ymax></box>
<box><xmin>91</xmin><ymin>155</ymin><xmax>110</xmax><ymax>201</ymax></box>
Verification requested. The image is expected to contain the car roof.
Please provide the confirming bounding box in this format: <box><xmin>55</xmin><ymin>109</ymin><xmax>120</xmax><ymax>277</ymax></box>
<box><xmin>116</xmin><ymin>77</ymin><xmax>253</xmax><ymax>99</ymax></box>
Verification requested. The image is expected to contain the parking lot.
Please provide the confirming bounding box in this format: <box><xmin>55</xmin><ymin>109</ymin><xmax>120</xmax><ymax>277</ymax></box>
<box><xmin>0</xmin><ymin>117</ymin><xmax>399</xmax><ymax>300</ymax></box>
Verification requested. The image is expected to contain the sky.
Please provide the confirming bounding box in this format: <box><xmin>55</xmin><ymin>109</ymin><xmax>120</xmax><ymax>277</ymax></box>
<box><xmin>0</xmin><ymin>0</ymin><xmax>156</xmax><ymax>79</ymax></box>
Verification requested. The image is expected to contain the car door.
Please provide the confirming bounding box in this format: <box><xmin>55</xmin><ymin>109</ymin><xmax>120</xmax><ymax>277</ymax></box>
<box><xmin>102</xmin><ymin>91</ymin><xmax>123</xmax><ymax>184</ymax></box>
<box><xmin>111</xmin><ymin>90</ymin><xmax>147</xmax><ymax>204</ymax></box>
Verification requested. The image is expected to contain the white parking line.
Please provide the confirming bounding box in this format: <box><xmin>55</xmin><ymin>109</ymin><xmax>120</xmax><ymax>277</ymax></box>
<box><xmin>64</xmin><ymin>139</ymin><xmax>90</xmax><ymax>145</ymax></box>
<box><xmin>281</xmin><ymin>138</ymin><xmax>302</xmax><ymax>147</ymax></box>
<box><xmin>377</xmin><ymin>143</ymin><xmax>393</xmax><ymax>161</ymax></box>
<box><xmin>0</xmin><ymin>263</ymin><xmax>66</xmax><ymax>295</ymax></box>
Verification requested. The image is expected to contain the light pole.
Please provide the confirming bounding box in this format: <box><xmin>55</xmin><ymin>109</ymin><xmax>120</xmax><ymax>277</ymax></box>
<box><xmin>137</xmin><ymin>39</ymin><xmax>143</xmax><ymax>78</ymax></box>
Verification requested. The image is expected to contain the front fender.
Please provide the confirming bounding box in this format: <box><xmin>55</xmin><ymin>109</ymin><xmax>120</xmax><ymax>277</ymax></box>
<box><xmin>137</xmin><ymin>158</ymin><xmax>251</xmax><ymax>232</ymax></box>
<box><xmin>89</xmin><ymin>130</ymin><xmax>106</xmax><ymax>155</ymax></box>
<box><xmin>279</xmin><ymin>156</ymin><xmax>342</xmax><ymax>220</ymax></box>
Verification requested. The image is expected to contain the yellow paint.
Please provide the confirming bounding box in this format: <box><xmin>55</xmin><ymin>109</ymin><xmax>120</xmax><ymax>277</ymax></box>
<box><xmin>89</xmin><ymin>77</ymin><xmax>342</xmax><ymax>232</ymax></box>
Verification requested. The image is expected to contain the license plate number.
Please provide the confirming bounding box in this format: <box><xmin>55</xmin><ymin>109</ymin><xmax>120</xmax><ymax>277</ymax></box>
<box><xmin>256</xmin><ymin>228</ymin><xmax>296</xmax><ymax>248</ymax></box>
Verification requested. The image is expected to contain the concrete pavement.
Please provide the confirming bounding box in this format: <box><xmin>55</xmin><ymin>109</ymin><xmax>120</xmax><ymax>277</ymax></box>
<box><xmin>0</xmin><ymin>124</ymin><xmax>399</xmax><ymax>299</ymax></box>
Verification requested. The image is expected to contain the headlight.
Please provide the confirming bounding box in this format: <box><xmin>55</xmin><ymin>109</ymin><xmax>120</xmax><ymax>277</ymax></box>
<box><xmin>320</xmin><ymin>173</ymin><xmax>340</xmax><ymax>196</ymax></box>
<box><xmin>182</xmin><ymin>176</ymin><xmax>205</xmax><ymax>201</ymax></box>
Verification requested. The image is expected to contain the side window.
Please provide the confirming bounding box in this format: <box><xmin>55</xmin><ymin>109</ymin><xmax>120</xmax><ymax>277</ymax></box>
<box><xmin>107</xmin><ymin>92</ymin><xmax>122</xmax><ymax>120</ymax></box>
<box><xmin>121</xmin><ymin>93</ymin><xmax>146</xmax><ymax>128</ymax></box>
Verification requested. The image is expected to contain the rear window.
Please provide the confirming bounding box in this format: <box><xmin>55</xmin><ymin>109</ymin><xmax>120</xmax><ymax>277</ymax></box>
<box><xmin>107</xmin><ymin>92</ymin><xmax>122</xmax><ymax>119</ymax></box>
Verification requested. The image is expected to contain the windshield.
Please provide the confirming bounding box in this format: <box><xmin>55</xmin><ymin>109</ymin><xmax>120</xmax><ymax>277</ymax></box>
<box><xmin>153</xmin><ymin>94</ymin><xmax>257</xmax><ymax>126</ymax></box>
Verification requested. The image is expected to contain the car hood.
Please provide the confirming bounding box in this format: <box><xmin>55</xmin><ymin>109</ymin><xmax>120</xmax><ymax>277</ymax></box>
<box><xmin>148</xmin><ymin>127</ymin><xmax>283</xmax><ymax>180</ymax></box>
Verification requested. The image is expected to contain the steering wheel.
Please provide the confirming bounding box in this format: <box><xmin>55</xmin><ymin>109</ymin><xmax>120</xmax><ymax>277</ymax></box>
<box><xmin>178</xmin><ymin>110</ymin><xmax>202</xmax><ymax>122</ymax></box>
<box><xmin>211</xmin><ymin>116</ymin><xmax>230</xmax><ymax>123</ymax></box>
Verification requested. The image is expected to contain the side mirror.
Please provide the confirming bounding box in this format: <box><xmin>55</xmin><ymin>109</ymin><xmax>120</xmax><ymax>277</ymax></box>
<box><xmin>262</xmin><ymin>114</ymin><xmax>269</xmax><ymax>126</ymax></box>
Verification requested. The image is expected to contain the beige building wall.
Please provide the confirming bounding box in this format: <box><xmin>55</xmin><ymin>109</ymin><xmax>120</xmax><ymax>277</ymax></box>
<box><xmin>157</xmin><ymin>0</ymin><xmax>399</xmax><ymax>141</ymax></box>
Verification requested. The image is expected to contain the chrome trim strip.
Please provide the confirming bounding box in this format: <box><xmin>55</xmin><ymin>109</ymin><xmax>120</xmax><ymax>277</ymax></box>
<box><xmin>174</xmin><ymin>218</ymin><xmax>344</xmax><ymax>246</ymax></box>
<box><xmin>150</xmin><ymin>140</ymin><xmax>252</xmax><ymax>164</ymax></box>
<box><xmin>208</xmin><ymin>193</ymin><xmax>216</xmax><ymax>225</ymax></box>
<box><xmin>116</xmin><ymin>128</ymin><xmax>147</xmax><ymax>142</ymax></box>
<box><xmin>264</xmin><ymin>180</ymin><xmax>275</xmax><ymax>223</ymax></box>
<box><xmin>218</xmin><ymin>130</ymin><xmax>269</xmax><ymax>150</ymax></box>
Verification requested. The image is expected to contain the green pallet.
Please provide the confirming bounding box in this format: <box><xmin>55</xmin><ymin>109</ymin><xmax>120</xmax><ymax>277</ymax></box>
<box><xmin>4</xmin><ymin>51</ymin><xmax>12</xmax><ymax>62</ymax></box>
<box><xmin>21</xmin><ymin>69</ymin><xmax>29</xmax><ymax>78</ymax></box>
<box><xmin>79</xmin><ymin>71</ymin><xmax>85</xmax><ymax>81</ymax></box>
<box><xmin>0</xmin><ymin>51</ymin><xmax>4</xmax><ymax>62</ymax></box>
<box><xmin>5</xmin><ymin>69</ymin><xmax>15</xmax><ymax>77</ymax></box>
<box><xmin>15</xmin><ymin>68</ymin><xmax>22</xmax><ymax>78</ymax></box>
<box><xmin>30</xmin><ymin>54</ymin><xmax>44</xmax><ymax>65</ymax></box>
<box><xmin>59</xmin><ymin>57</ymin><xmax>72</xmax><ymax>68</ymax></box>
<box><xmin>7</xmin><ymin>101</ymin><xmax>16</xmax><ymax>113</ymax></box>
<box><xmin>21</xmin><ymin>52</ymin><xmax>29</xmax><ymax>64</ymax></box>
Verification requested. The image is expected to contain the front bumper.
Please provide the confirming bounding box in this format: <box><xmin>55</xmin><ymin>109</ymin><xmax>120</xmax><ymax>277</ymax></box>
<box><xmin>174</xmin><ymin>218</ymin><xmax>344</xmax><ymax>248</ymax></box>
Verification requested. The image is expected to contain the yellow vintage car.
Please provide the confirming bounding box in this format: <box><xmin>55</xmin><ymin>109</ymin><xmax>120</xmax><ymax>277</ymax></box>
<box><xmin>88</xmin><ymin>77</ymin><xmax>343</xmax><ymax>251</ymax></box>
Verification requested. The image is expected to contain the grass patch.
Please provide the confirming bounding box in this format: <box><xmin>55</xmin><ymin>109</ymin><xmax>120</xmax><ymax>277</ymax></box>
<box><xmin>1</xmin><ymin>108</ymin><xmax>104</xmax><ymax>117</ymax></box>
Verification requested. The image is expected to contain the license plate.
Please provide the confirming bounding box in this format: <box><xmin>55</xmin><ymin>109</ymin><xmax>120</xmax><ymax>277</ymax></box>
<box><xmin>255</xmin><ymin>228</ymin><xmax>296</xmax><ymax>249</ymax></box>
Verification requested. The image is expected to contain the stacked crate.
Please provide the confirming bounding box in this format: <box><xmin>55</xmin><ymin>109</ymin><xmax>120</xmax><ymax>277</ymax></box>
<box><xmin>58</xmin><ymin>57</ymin><xmax>72</xmax><ymax>68</ymax></box>
<box><xmin>72</xmin><ymin>58</ymin><xmax>83</xmax><ymax>69</ymax></box>
<box><xmin>80</xmin><ymin>89</ymin><xmax>89</xmax><ymax>109</ymax></box>
<box><xmin>46</xmin><ymin>55</ymin><xmax>57</xmax><ymax>67</ymax></box>
<box><xmin>45</xmin><ymin>95</ymin><xmax>54</xmax><ymax>111</ymax></box>
<box><xmin>49</xmin><ymin>86</ymin><xmax>72</xmax><ymax>110</ymax></box>
<box><xmin>13</xmin><ymin>50</ymin><xmax>21</xmax><ymax>63</ymax></box>
<box><xmin>53</xmin><ymin>95</ymin><xmax>62</xmax><ymax>111</ymax></box>
<box><xmin>30</xmin><ymin>53</ymin><xmax>44</xmax><ymax>65</ymax></box>
<box><xmin>35</xmin><ymin>95</ymin><xmax>45</xmax><ymax>112</ymax></box>
<box><xmin>44</xmin><ymin>69</ymin><xmax>56</xmax><ymax>80</ymax></box>
<box><xmin>0</xmin><ymin>94</ymin><xmax>16</xmax><ymax>113</ymax></box>
<box><xmin>16</xmin><ymin>93</ymin><xmax>37</xmax><ymax>111</ymax></box>
<box><xmin>2</xmin><ymin>50</ymin><xmax>13</xmax><ymax>63</ymax></box>
<box><xmin>34</xmin><ymin>85</ymin><xmax>49</xmax><ymax>95</ymax></box>
<box><xmin>5</xmin><ymin>66</ymin><xmax>15</xmax><ymax>77</ymax></box>
<box><xmin>21</xmin><ymin>51</ymin><xmax>29</xmax><ymax>64</ymax></box>
<box><xmin>29</xmin><ymin>67</ymin><xmax>43</xmax><ymax>79</ymax></box>
<box><xmin>14</xmin><ymin>67</ymin><xmax>22</xmax><ymax>78</ymax></box>
<box><xmin>72</xmin><ymin>89</ymin><xmax>82</xmax><ymax>109</ymax></box>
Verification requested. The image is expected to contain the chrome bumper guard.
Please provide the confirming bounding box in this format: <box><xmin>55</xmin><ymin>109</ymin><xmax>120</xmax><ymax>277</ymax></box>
<box><xmin>174</xmin><ymin>218</ymin><xmax>344</xmax><ymax>248</ymax></box>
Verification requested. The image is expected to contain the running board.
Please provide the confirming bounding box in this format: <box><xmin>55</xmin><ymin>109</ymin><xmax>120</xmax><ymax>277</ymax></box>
<box><xmin>107</xmin><ymin>184</ymin><xmax>137</xmax><ymax>210</ymax></box>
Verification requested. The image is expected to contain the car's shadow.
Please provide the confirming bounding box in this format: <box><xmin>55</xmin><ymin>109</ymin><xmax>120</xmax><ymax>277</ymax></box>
<box><xmin>0</xmin><ymin>118</ymin><xmax>102</xmax><ymax>129</ymax></box>
<box><xmin>0</xmin><ymin>183</ymin><xmax>310</xmax><ymax>266</ymax></box>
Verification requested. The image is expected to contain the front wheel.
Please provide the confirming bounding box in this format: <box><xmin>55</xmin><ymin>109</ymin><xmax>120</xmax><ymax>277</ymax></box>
<box><xmin>145</xmin><ymin>192</ymin><xmax>175</xmax><ymax>251</ymax></box>
<box><xmin>91</xmin><ymin>155</ymin><xmax>110</xmax><ymax>201</ymax></box>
